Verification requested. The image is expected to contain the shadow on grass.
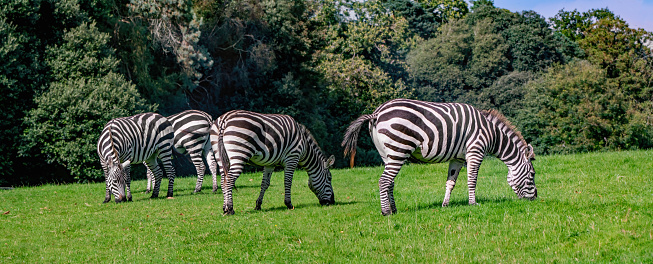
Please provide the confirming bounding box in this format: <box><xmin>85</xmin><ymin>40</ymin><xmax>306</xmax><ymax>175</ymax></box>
<box><xmin>412</xmin><ymin>196</ymin><xmax>514</xmax><ymax>211</ymax></box>
<box><xmin>257</xmin><ymin>200</ymin><xmax>359</xmax><ymax>212</ymax></box>
<box><xmin>132</xmin><ymin>183</ymin><xmax>265</xmax><ymax>196</ymax></box>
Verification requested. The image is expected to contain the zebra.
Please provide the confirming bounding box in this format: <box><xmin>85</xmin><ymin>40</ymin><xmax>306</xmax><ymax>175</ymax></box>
<box><xmin>341</xmin><ymin>99</ymin><xmax>537</xmax><ymax>216</ymax></box>
<box><xmin>209</xmin><ymin>110</ymin><xmax>335</xmax><ymax>215</ymax></box>
<box><xmin>144</xmin><ymin>110</ymin><xmax>218</xmax><ymax>194</ymax></box>
<box><xmin>97</xmin><ymin>112</ymin><xmax>176</xmax><ymax>203</ymax></box>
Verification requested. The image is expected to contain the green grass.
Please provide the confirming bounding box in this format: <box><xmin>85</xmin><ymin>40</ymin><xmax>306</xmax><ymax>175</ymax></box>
<box><xmin>1</xmin><ymin>150</ymin><xmax>652</xmax><ymax>263</ymax></box>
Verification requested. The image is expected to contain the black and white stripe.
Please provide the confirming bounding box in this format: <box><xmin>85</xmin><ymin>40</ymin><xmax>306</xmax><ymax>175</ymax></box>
<box><xmin>97</xmin><ymin>113</ymin><xmax>176</xmax><ymax>203</ymax></box>
<box><xmin>342</xmin><ymin>99</ymin><xmax>537</xmax><ymax>215</ymax></box>
<box><xmin>210</xmin><ymin>110</ymin><xmax>335</xmax><ymax>215</ymax></box>
<box><xmin>144</xmin><ymin>110</ymin><xmax>218</xmax><ymax>193</ymax></box>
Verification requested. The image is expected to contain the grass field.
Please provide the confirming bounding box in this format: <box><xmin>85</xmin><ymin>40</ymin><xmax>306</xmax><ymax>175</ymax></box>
<box><xmin>1</xmin><ymin>150</ymin><xmax>652</xmax><ymax>263</ymax></box>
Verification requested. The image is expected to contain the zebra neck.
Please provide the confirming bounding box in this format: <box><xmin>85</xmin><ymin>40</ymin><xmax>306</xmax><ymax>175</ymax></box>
<box><xmin>107</xmin><ymin>122</ymin><xmax>122</xmax><ymax>163</ymax></box>
<box><xmin>491</xmin><ymin>127</ymin><xmax>524</xmax><ymax>167</ymax></box>
<box><xmin>299</xmin><ymin>140</ymin><xmax>325</xmax><ymax>174</ymax></box>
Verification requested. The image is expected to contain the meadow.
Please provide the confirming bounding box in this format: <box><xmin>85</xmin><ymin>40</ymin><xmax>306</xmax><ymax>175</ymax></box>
<box><xmin>1</xmin><ymin>150</ymin><xmax>652</xmax><ymax>263</ymax></box>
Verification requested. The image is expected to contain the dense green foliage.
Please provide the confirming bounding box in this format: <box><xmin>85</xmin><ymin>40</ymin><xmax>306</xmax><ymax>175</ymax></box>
<box><xmin>2</xmin><ymin>150</ymin><xmax>652</xmax><ymax>262</ymax></box>
<box><xmin>0</xmin><ymin>0</ymin><xmax>652</xmax><ymax>185</ymax></box>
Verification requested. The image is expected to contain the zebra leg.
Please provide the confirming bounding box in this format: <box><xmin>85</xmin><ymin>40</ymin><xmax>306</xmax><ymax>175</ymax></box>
<box><xmin>465</xmin><ymin>150</ymin><xmax>484</xmax><ymax>205</ymax></box>
<box><xmin>255</xmin><ymin>166</ymin><xmax>274</xmax><ymax>210</ymax></box>
<box><xmin>103</xmin><ymin>176</ymin><xmax>112</xmax><ymax>203</ymax></box>
<box><xmin>223</xmin><ymin>162</ymin><xmax>245</xmax><ymax>215</ymax></box>
<box><xmin>160</xmin><ymin>157</ymin><xmax>176</xmax><ymax>198</ymax></box>
<box><xmin>203</xmin><ymin>143</ymin><xmax>219</xmax><ymax>193</ymax></box>
<box><xmin>101</xmin><ymin>164</ymin><xmax>111</xmax><ymax>203</ymax></box>
<box><xmin>144</xmin><ymin>159</ymin><xmax>164</xmax><ymax>198</ymax></box>
<box><xmin>442</xmin><ymin>160</ymin><xmax>465</xmax><ymax>207</ymax></box>
<box><xmin>387</xmin><ymin>181</ymin><xmax>397</xmax><ymax>214</ymax></box>
<box><xmin>379</xmin><ymin>160</ymin><xmax>405</xmax><ymax>216</ymax></box>
<box><xmin>190</xmin><ymin>152</ymin><xmax>206</xmax><ymax>193</ymax></box>
<box><xmin>145</xmin><ymin>164</ymin><xmax>154</xmax><ymax>194</ymax></box>
<box><xmin>283</xmin><ymin>159</ymin><xmax>300</xmax><ymax>210</ymax></box>
<box><xmin>124</xmin><ymin>163</ymin><xmax>132</xmax><ymax>202</ymax></box>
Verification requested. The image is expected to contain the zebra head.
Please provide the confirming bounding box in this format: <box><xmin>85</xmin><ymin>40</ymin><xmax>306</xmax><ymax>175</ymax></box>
<box><xmin>106</xmin><ymin>159</ymin><xmax>128</xmax><ymax>203</ymax></box>
<box><xmin>507</xmin><ymin>144</ymin><xmax>537</xmax><ymax>200</ymax></box>
<box><xmin>308</xmin><ymin>155</ymin><xmax>336</xmax><ymax>206</ymax></box>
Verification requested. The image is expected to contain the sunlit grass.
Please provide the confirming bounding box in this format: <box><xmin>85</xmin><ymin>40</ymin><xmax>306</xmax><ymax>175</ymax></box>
<box><xmin>1</xmin><ymin>150</ymin><xmax>652</xmax><ymax>262</ymax></box>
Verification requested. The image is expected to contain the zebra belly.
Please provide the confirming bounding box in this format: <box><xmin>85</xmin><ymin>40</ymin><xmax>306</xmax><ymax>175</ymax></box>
<box><xmin>123</xmin><ymin>149</ymin><xmax>158</xmax><ymax>165</ymax></box>
<box><xmin>175</xmin><ymin>147</ymin><xmax>187</xmax><ymax>155</ymax></box>
<box><xmin>410</xmin><ymin>148</ymin><xmax>431</xmax><ymax>163</ymax></box>
<box><xmin>411</xmin><ymin>144</ymin><xmax>466</xmax><ymax>163</ymax></box>
<box><xmin>248</xmin><ymin>151</ymin><xmax>286</xmax><ymax>167</ymax></box>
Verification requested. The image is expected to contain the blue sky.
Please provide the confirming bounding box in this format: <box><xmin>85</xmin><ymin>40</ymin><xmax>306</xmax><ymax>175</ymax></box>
<box><xmin>491</xmin><ymin>0</ymin><xmax>653</xmax><ymax>32</ymax></box>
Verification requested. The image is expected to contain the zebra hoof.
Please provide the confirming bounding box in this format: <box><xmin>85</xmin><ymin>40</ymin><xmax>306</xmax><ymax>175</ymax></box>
<box><xmin>254</xmin><ymin>206</ymin><xmax>261</xmax><ymax>211</ymax></box>
<box><xmin>381</xmin><ymin>210</ymin><xmax>393</xmax><ymax>216</ymax></box>
<box><xmin>442</xmin><ymin>203</ymin><xmax>449</xmax><ymax>207</ymax></box>
<box><xmin>193</xmin><ymin>190</ymin><xmax>201</xmax><ymax>194</ymax></box>
<box><xmin>223</xmin><ymin>208</ymin><xmax>235</xmax><ymax>215</ymax></box>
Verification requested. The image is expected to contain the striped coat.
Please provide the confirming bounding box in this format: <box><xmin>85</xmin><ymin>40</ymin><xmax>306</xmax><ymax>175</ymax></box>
<box><xmin>145</xmin><ymin>110</ymin><xmax>218</xmax><ymax>193</ymax></box>
<box><xmin>210</xmin><ymin>110</ymin><xmax>335</xmax><ymax>215</ymax></box>
<box><xmin>342</xmin><ymin>99</ymin><xmax>537</xmax><ymax>215</ymax></box>
<box><xmin>97</xmin><ymin>113</ymin><xmax>176</xmax><ymax>203</ymax></box>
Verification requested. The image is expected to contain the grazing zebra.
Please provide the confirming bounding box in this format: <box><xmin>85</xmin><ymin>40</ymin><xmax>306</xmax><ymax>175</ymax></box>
<box><xmin>144</xmin><ymin>110</ymin><xmax>218</xmax><ymax>194</ymax></box>
<box><xmin>342</xmin><ymin>99</ymin><xmax>537</xmax><ymax>216</ymax></box>
<box><xmin>209</xmin><ymin>110</ymin><xmax>335</xmax><ymax>215</ymax></box>
<box><xmin>97</xmin><ymin>113</ymin><xmax>176</xmax><ymax>203</ymax></box>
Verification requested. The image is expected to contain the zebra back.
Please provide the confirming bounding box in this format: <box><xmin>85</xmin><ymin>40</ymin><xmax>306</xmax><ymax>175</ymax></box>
<box><xmin>167</xmin><ymin>110</ymin><xmax>213</xmax><ymax>151</ymax></box>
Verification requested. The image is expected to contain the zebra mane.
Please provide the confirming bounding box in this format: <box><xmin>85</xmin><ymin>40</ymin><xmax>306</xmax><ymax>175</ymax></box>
<box><xmin>107</xmin><ymin>120</ymin><xmax>120</xmax><ymax>163</ymax></box>
<box><xmin>481</xmin><ymin>109</ymin><xmax>527</xmax><ymax>149</ymax></box>
<box><xmin>298</xmin><ymin>123</ymin><xmax>326</xmax><ymax>159</ymax></box>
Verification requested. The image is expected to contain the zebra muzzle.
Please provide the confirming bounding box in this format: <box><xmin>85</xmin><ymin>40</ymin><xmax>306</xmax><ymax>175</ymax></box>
<box><xmin>115</xmin><ymin>194</ymin><xmax>126</xmax><ymax>203</ymax></box>
<box><xmin>320</xmin><ymin>196</ymin><xmax>335</xmax><ymax>206</ymax></box>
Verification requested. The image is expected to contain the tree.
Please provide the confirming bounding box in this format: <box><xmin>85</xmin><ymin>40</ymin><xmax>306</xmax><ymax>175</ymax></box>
<box><xmin>311</xmin><ymin>0</ymin><xmax>415</xmax><ymax>167</ymax></box>
<box><xmin>519</xmin><ymin>61</ymin><xmax>653</xmax><ymax>154</ymax></box>
<box><xmin>0</xmin><ymin>0</ymin><xmax>74</xmax><ymax>185</ymax></box>
<box><xmin>550</xmin><ymin>8</ymin><xmax>617</xmax><ymax>42</ymax></box>
<box><xmin>128</xmin><ymin>0</ymin><xmax>213</xmax><ymax>83</ymax></box>
<box><xmin>0</xmin><ymin>15</ymin><xmax>39</xmax><ymax>185</ymax></box>
<box><xmin>22</xmin><ymin>22</ymin><xmax>154</xmax><ymax>182</ymax></box>
<box><xmin>407</xmin><ymin>19</ymin><xmax>474</xmax><ymax>102</ymax></box>
<box><xmin>578</xmin><ymin>16</ymin><xmax>652</xmax><ymax>80</ymax></box>
<box><xmin>408</xmin><ymin>3</ymin><xmax>581</xmax><ymax>108</ymax></box>
<box><xmin>384</xmin><ymin>0</ymin><xmax>468</xmax><ymax>39</ymax></box>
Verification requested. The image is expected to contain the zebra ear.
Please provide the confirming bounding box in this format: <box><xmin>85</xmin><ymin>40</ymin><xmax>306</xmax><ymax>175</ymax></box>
<box><xmin>525</xmin><ymin>144</ymin><xmax>535</xmax><ymax>161</ymax></box>
<box><xmin>325</xmin><ymin>155</ymin><xmax>335</xmax><ymax>168</ymax></box>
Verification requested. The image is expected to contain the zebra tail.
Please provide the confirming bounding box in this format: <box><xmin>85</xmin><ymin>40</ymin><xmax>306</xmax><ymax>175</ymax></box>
<box><xmin>216</xmin><ymin>124</ymin><xmax>230</xmax><ymax>188</ymax></box>
<box><xmin>341</xmin><ymin>114</ymin><xmax>376</xmax><ymax>168</ymax></box>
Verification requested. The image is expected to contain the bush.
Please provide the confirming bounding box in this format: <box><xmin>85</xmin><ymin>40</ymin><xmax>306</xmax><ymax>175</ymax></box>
<box><xmin>21</xmin><ymin>22</ymin><xmax>154</xmax><ymax>182</ymax></box>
